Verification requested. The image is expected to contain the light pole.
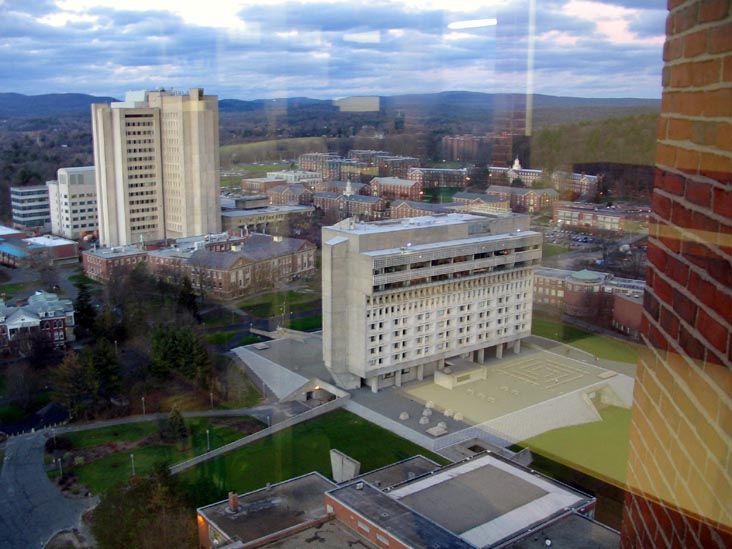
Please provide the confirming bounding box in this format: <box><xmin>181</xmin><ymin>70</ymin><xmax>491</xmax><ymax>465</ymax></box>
<box><xmin>141</xmin><ymin>395</ymin><xmax>146</xmax><ymax>416</ymax></box>
<box><xmin>209</xmin><ymin>390</ymin><xmax>214</xmax><ymax>409</ymax></box>
<box><xmin>56</xmin><ymin>458</ymin><xmax>63</xmax><ymax>477</ymax></box>
<box><xmin>130</xmin><ymin>453</ymin><xmax>136</xmax><ymax>476</ymax></box>
<box><xmin>206</xmin><ymin>429</ymin><xmax>210</xmax><ymax>452</ymax></box>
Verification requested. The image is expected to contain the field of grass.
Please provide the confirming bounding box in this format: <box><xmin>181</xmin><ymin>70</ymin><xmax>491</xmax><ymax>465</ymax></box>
<box><xmin>206</xmin><ymin>332</ymin><xmax>237</xmax><ymax>345</ymax></box>
<box><xmin>542</xmin><ymin>243</ymin><xmax>571</xmax><ymax>258</ymax></box>
<box><xmin>238</xmin><ymin>290</ymin><xmax>320</xmax><ymax>317</ymax></box>
<box><xmin>65</xmin><ymin>417</ymin><xmax>262</xmax><ymax>494</ymax></box>
<box><xmin>520</xmin><ymin>406</ymin><xmax>631</xmax><ymax>487</ymax></box>
<box><xmin>220</xmin><ymin>137</ymin><xmax>327</xmax><ymax>168</ymax></box>
<box><xmin>288</xmin><ymin>315</ymin><xmax>322</xmax><ymax>331</ymax></box>
<box><xmin>178</xmin><ymin>410</ymin><xmax>448</xmax><ymax>504</ymax></box>
<box><xmin>0</xmin><ymin>281</ymin><xmax>36</xmax><ymax>298</ymax></box>
<box><xmin>68</xmin><ymin>272</ymin><xmax>99</xmax><ymax>287</ymax></box>
<box><xmin>532</xmin><ymin>316</ymin><xmax>640</xmax><ymax>363</ymax></box>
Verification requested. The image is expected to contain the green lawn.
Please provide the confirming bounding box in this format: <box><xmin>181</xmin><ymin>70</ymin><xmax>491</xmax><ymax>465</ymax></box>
<box><xmin>178</xmin><ymin>409</ymin><xmax>448</xmax><ymax>505</ymax></box>
<box><xmin>532</xmin><ymin>316</ymin><xmax>640</xmax><ymax>363</ymax></box>
<box><xmin>288</xmin><ymin>315</ymin><xmax>322</xmax><ymax>331</ymax></box>
<box><xmin>63</xmin><ymin>418</ymin><xmax>262</xmax><ymax>494</ymax></box>
<box><xmin>542</xmin><ymin>243</ymin><xmax>570</xmax><ymax>258</ymax></box>
<box><xmin>206</xmin><ymin>332</ymin><xmax>237</xmax><ymax>345</ymax></box>
<box><xmin>238</xmin><ymin>290</ymin><xmax>320</xmax><ymax>317</ymax></box>
<box><xmin>520</xmin><ymin>406</ymin><xmax>631</xmax><ymax>487</ymax></box>
<box><xmin>68</xmin><ymin>272</ymin><xmax>100</xmax><ymax>287</ymax></box>
<box><xmin>0</xmin><ymin>281</ymin><xmax>36</xmax><ymax>298</ymax></box>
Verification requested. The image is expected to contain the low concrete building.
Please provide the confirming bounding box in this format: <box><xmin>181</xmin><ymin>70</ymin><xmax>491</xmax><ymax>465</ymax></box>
<box><xmin>220</xmin><ymin>193</ymin><xmax>269</xmax><ymax>210</ymax></box>
<box><xmin>221</xmin><ymin>205</ymin><xmax>314</xmax><ymax>235</ymax></box>
<box><xmin>0</xmin><ymin>291</ymin><xmax>75</xmax><ymax>355</ymax></box>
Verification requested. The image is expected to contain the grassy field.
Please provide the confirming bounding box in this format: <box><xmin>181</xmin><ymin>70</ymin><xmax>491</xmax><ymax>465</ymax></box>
<box><xmin>68</xmin><ymin>272</ymin><xmax>99</xmax><ymax>287</ymax></box>
<box><xmin>64</xmin><ymin>417</ymin><xmax>262</xmax><ymax>494</ymax></box>
<box><xmin>179</xmin><ymin>410</ymin><xmax>448</xmax><ymax>504</ymax></box>
<box><xmin>288</xmin><ymin>315</ymin><xmax>322</xmax><ymax>331</ymax></box>
<box><xmin>220</xmin><ymin>137</ymin><xmax>327</xmax><ymax>168</ymax></box>
<box><xmin>520</xmin><ymin>406</ymin><xmax>631</xmax><ymax>487</ymax></box>
<box><xmin>532</xmin><ymin>316</ymin><xmax>641</xmax><ymax>363</ymax></box>
<box><xmin>206</xmin><ymin>332</ymin><xmax>237</xmax><ymax>345</ymax></box>
<box><xmin>542</xmin><ymin>243</ymin><xmax>571</xmax><ymax>258</ymax></box>
<box><xmin>0</xmin><ymin>281</ymin><xmax>37</xmax><ymax>298</ymax></box>
<box><xmin>238</xmin><ymin>290</ymin><xmax>320</xmax><ymax>317</ymax></box>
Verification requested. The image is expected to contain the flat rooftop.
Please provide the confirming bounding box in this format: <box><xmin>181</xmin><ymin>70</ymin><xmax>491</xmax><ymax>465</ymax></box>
<box><xmin>266</xmin><ymin>519</ymin><xmax>376</xmax><ymax>548</ymax></box>
<box><xmin>509</xmin><ymin>513</ymin><xmax>619</xmax><ymax>548</ymax></box>
<box><xmin>328</xmin><ymin>213</ymin><xmax>487</xmax><ymax>235</ymax></box>
<box><xmin>23</xmin><ymin>235</ymin><xmax>76</xmax><ymax>247</ymax></box>
<box><xmin>354</xmin><ymin>456</ymin><xmax>441</xmax><ymax>490</ymax></box>
<box><xmin>221</xmin><ymin>205</ymin><xmax>313</xmax><ymax>217</ymax></box>
<box><xmin>388</xmin><ymin>454</ymin><xmax>589</xmax><ymax>548</ymax></box>
<box><xmin>327</xmin><ymin>482</ymin><xmax>473</xmax><ymax>549</ymax></box>
<box><xmin>197</xmin><ymin>473</ymin><xmax>335</xmax><ymax>546</ymax></box>
<box><xmin>361</xmin><ymin>230</ymin><xmax>540</xmax><ymax>257</ymax></box>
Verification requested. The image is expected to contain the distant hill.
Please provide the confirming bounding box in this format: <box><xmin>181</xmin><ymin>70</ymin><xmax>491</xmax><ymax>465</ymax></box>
<box><xmin>0</xmin><ymin>93</ymin><xmax>118</xmax><ymax>118</ymax></box>
<box><xmin>531</xmin><ymin>113</ymin><xmax>659</xmax><ymax>171</ymax></box>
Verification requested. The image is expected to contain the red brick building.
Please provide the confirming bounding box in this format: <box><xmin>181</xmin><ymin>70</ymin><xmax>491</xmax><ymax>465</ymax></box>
<box><xmin>240</xmin><ymin>177</ymin><xmax>287</xmax><ymax>194</ymax></box>
<box><xmin>313</xmin><ymin>192</ymin><xmax>385</xmax><ymax>221</ymax></box>
<box><xmin>485</xmin><ymin>185</ymin><xmax>558</xmax><ymax>213</ymax></box>
<box><xmin>621</xmin><ymin>2</ymin><xmax>732</xmax><ymax>547</ymax></box>
<box><xmin>0</xmin><ymin>291</ymin><xmax>75</xmax><ymax>355</ymax></box>
<box><xmin>267</xmin><ymin>184</ymin><xmax>313</xmax><ymax>206</ymax></box>
<box><xmin>369</xmin><ymin>177</ymin><xmax>423</xmax><ymax>200</ymax></box>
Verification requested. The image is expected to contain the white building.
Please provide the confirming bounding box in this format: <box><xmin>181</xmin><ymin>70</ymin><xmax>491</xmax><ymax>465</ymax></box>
<box><xmin>322</xmin><ymin>213</ymin><xmax>542</xmax><ymax>391</ymax></box>
<box><xmin>47</xmin><ymin>166</ymin><xmax>97</xmax><ymax>239</ymax></box>
<box><xmin>91</xmin><ymin>88</ymin><xmax>221</xmax><ymax>247</ymax></box>
<box><xmin>266</xmin><ymin>170</ymin><xmax>323</xmax><ymax>187</ymax></box>
<box><xmin>10</xmin><ymin>185</ymin><xmax>51</xmax><ymax>230</ymax></box>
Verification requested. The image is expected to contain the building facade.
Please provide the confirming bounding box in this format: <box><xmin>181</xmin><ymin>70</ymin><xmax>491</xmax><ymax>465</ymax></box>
<box><xmin>240</xmin><ymin>176</ymin><xmax>287</xmax><ymax>194</ymax></box>
<box><xmin>620</xmin><ymin>2</ymin><xmax>732</xmax><ymax>547</ymax></box>
<box><xmin>407</xmin><ymin>167</ymin><xmax>469</xmax><ymax>189</ymax></box>
<box><xmin>553</xmin><ymin>201</ymin><xmax>650</xmax><ymax>232</ymax></box>
<box><xmin>265</xmin><ymin>170</ymin><xmax>322</xmax><ymax>187</ymax></box>
<box><xmin>313</xmin><ymin>192</ymin><xmax>385</xmax><ymax>221</ymax></box>
<box><xmin>322</xmin><ymin>213</ymin><xmax>541</xmax><ymax>390</ymax></box>
<box><xmin>369</xmin><ymin>177</ymin><xmax>423</xmax><ymax>201</ymax></box>
<box><xmin>485</xmin><ymin>185</ymin><xmax>558</xmax><ymax>213</ymax></box>
<box><xmin>91</xmin><ymin>88</ymin><xmax>221</xmax><ymax>247</ymax></box>
<box><xmin>47</xmin><ymin>166</ymin><xmax>98</xmax><ymax>239</ymax></box>
<box><xmin>10</xmin><ymin>185</ymin><xmax>51</xmax><ymax>230</ymax></box>
<box><xmin>266</xmin><ymin>184</ymin><xmax>313</xmax><ymax>206</ymax></box>
<box><xmin>0</xmin><ymin>292</ymin><xmax>75</xmax><ymax>355</ymax></box>
<box><xmin>221</xmin><ymin>205</ymin><xmax>314</xmax><ymax>234</ymax></box>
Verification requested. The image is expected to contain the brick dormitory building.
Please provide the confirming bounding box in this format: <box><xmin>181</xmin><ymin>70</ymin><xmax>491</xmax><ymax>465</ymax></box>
<box><xmin>82</xmin><ymin>232</ymin><xmax>316</xmax><ymax>301</ymax></box>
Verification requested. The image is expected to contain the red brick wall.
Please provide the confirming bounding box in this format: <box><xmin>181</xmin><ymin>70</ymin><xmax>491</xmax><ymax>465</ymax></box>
<box><xmin>324</xmin><ymin>495</ymin><xmax>409</xmax><ymax>549</ymax></box>
<box><xmin>621</xmin><ymin>1</ymin><xmax>732</xmax><ymax>547</ymax></box>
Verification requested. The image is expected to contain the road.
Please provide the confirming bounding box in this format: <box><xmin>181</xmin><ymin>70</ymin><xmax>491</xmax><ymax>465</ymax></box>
<box><xmin>0</xmin><ymin>434</ymin><xmax>95</xmax><ymax>548</ymax></box>
<box><xmin>0</xmin><ymin>402</ymin><xmax>302</xmax><ymax>548</ymax></box>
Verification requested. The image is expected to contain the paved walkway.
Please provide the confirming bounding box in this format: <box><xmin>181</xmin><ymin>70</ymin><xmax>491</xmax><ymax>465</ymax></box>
<box><xmin>0</xmin><ymin>433</ymin><xmax>96</xmax><ymax>548</ymax></box>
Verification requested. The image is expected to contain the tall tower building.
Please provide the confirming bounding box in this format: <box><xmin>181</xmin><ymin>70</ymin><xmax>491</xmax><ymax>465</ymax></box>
<box><xmin>91</xmin><ymin>88</ymin><xmax>220</xmax><ymax>247</ymax></box>
<box><xmin>621</xmin><ymin>2</ymin><xmax>732</xmax><ymax>547</ymax></box>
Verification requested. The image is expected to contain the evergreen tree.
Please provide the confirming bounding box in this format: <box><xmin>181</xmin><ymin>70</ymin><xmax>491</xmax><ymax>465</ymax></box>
<box><xmin>177</xmin><ymin>277</ymin><xmax>199</xmax><ymax>320</ymax></box>
<box><xmin>74</xmin><ymin>281</ymin><xmax>96</xmax><ymax>337</ymax></box>
<box><xmin>91</xmin><ymin>338</ymin><xmax>121</xmax><ymax>398</ymax></box>
<box><xmin>52</xmin><ymin>351</ymin><xmax>98</xmax><ymax>418</ymax></box>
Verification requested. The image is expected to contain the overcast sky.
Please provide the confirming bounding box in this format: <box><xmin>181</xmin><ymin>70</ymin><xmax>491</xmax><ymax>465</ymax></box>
<box><xmin>1</xmin><ymin>0</ymin><xmax>666</xmax><ymax>100</ymax></box>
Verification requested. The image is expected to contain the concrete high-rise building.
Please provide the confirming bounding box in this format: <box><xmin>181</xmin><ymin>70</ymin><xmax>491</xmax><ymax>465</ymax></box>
<box><xmin>620</xmin><ymin>2</ymin><xmax>732</xmax><ymax>547</ymax></box>
<box><xmin>47</xmin><ymin>166</ymin><xmax>98</xmax><ymax>239</ymax></box>
<box><xmin>91</xmin><ymin>88</ymin><xmax>220</xmax><ymax>247</ymax></box>
<box><xmin>10</xmin><ymin>185</ymin><xmax>51</xmax><ymax>230</ymax></box>
<box><xmin>322</xmin><ymin>213</ymin><xmax>541</xmax><ymax>390</ymax></box>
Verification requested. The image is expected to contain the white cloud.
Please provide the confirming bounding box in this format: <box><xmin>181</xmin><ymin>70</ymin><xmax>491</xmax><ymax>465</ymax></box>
<box><xmin>562</xmin><ymin>0</ymin><xmax>664</xmax><ymax>45</ymax></box>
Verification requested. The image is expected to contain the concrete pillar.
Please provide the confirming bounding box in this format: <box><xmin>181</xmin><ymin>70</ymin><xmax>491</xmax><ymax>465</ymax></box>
<box><xmin>370</xmin><ymin>376</ymin><xmax>379</xmax><ymax>393</ymax></box>
<box><xmin>514</xmin><ymin>340</ymin><xmax>521</xmax><ymax>354</ymax></box>
<box><xmin>437</xmin><ymin>358</ymin><xmax>445</xmax><ymax>370</ymax></box>
<box><xmin>396</xmin><ymin>369</ymin><xmax>402</xmax><ymax>387</ymax></box>
<box><xmin>496</xmin><ymin>343</ymin><xmax>503</xmax><ymax>359</ymax></box>
<box><xmin>417</xmin><ymin>364</ymin><xmax>424</xmax><ymax>381</ymax></box>
<box><xmin>477</xmin><ymin>348</ymin><xmax>485</xmax><ymax>364</ymax></box>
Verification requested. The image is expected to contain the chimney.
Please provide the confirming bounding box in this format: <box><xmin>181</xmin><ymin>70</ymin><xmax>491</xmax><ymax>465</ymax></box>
<box><xmin>227</xmin><ymin>491</ymin><xmax>240</xmax><ymax>513</ymax></box>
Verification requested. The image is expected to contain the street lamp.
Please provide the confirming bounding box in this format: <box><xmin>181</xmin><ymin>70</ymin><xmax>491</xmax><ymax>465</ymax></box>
<box><xmin>55</xmin><ymin>458</ymin><xmax>63</xmax><ymax>477</ymax></box>
<box><xmin>141</xmin><ymin>395</ymin><xmax>146</xmax><ymax>415</ymax></box>
<box><xmin>210</xmin><ymin>390</ymin><xmax>214</xmax><ymax>409</ymax></box>
<box><xmin>206</xmin><ymin>429</ymin><xmax>210</xmax><ymax>452</ymax></box>
<box><xmin>130</xmin><ymin>453</ymin><xmax>136</xmax><ymax>476</ymax></box>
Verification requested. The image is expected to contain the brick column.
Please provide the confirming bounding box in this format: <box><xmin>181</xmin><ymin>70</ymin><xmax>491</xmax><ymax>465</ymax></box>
<box><xmin>621</xmin><ymin>1</ymin><xmax>732</xmax><ymax>547</ymax></box>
